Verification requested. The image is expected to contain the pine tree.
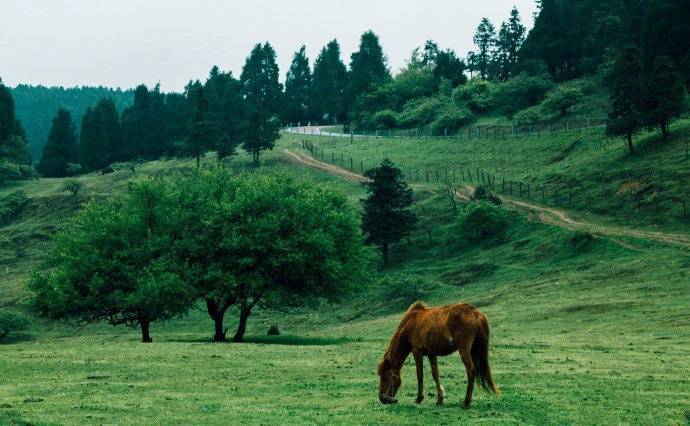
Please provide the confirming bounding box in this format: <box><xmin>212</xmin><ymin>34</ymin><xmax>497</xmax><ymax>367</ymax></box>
<box><xmin>644</xmin><ymin>56</ymin><xmax>686</xmax><ymax>140</ymax></box>
<box><xmin>361</xmin><ymin>159</ymin><xmax>417</xmax><ymax>268</ymax></box>
<box><xmin>311</xmin><ymin>40</ymin><xmax>347</xmax><ymax>123</ymax></box>
<box><xmin>0</xmin><ymin>79</ymin><xmax>31</xmax><ymax>167</ymax></box>
<box><xmin>38</xmin><ymin>109</ymin><xmax>78</xmax><ymax>177</ymax></box>
<box><xmin>240</xmin><ymin>43</ymin><xmax>282</xmax><ymax>116</ymax></box>
<box><xmin>495</xmin><ymin>7</ymin><xmax>526</xmax><ymax>81</ymax></box>
<box><xmin>79</xmin><ymin>106</ymin><xmax>108</xmax><ymax>171</ymax></box>
<box><xmin>283</xmin><ymin>46</ymin><xmax>312</xmax><ymax>124</ymax></box>
<box><xmin>605</xmin><ymin>47</ymin><xmax>645</xmax><ymax>154</ymax></box>
<box><xmin>473</xmin><ymin>18</ymin><xmax>497</xmax><ymax>80</ymax></box>
<box><xmin>347</xmin><ymin>31</ymin><xmax>391</xmax><ymax>115</ymax></box>
<box><xmin>120</xmin><ymin>85</ymin><xmax>170</xmax><ymax>160</ymax></box>
<box><xmin>182</xmin><ymin>85</ymin><xmax>219</xmax><ymax>167</ymax></box>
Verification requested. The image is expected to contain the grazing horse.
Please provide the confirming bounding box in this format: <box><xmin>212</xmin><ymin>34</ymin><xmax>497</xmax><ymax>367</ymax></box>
<box><xmin>377</xmin><ymin>301</ymin><xmax>498</xmax><ymax>407</ymax></box>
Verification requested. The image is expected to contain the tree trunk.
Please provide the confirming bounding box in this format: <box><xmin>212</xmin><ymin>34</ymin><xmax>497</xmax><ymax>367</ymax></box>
<box><xmin>140</xmin><ymin>319</ymin><xmax>152</xmax><ymax>343</ymax></box>
<box><xmin>626</xmin><ymin>132</ymin><xmax>636</xmax><ymax>154</ymax></box>
<box><xmin>206</xmin><ymin>299</ymin><xmax>228</xmax><ymax>342</ymax></box>
<box><xmin>382</xmin><ymin>243</ymin><xmax>390</xmax><ymax>268</ymax></box>
<box><xmin>232</xmin><ymin>307</ymin><xmax>251</xmax><ymax>342</ymax></box>
<box><xmin>196</xmin><ymin>153</ymin><xmax>201</xmax><ymax>168</ymax></box>
<box><xmin>661</xmin><ymin>124</ymin><xmax>670</xmax><ymax>140</ymax></box>
<box><xmin>253</xmin><ymin>151</ymin><xmax>260</xmax><ymax>166</ymax></box>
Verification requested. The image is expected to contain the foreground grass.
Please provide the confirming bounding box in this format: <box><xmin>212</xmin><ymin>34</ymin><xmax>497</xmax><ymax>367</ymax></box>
<box><xmin>2</xmin><ymin>138</ymin><xmax>690</xmax><ymax>424</ymax></box>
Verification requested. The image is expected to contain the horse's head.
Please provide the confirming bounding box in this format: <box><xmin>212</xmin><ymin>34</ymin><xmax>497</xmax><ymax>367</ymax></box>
<box><xmin>377</xmin><ymin>357</ymin><xmax>401</xmax><ymax>404</ymax></box>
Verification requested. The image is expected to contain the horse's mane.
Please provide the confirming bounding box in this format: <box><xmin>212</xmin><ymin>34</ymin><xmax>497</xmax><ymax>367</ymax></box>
<box><xmin>381</xmin><ymin>301</ymin><xmax>428</xmax><ymax>365</ymax></box>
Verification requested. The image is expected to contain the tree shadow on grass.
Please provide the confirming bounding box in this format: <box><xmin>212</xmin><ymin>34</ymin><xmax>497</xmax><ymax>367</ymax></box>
<box><xmin>168</xmin><ymin>334</ymin><xmax>355</xmax><ymax>346</ymax></box>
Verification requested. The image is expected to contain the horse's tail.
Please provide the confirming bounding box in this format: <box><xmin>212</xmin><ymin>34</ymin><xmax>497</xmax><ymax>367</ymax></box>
<box><xmin>471</xmin><ymin>314</ymin><xmax>499</xmax><ymax>394</ymax></box>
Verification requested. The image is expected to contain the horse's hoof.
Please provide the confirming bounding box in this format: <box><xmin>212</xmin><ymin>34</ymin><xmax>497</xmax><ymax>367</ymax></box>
<box><xmin>463</xmin><ymin>400</ymin><xmax>472</xmax><ymax>408</ymax></box>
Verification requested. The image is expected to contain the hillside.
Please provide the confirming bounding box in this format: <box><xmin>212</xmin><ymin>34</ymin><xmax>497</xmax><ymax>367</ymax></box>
<box><xmin>1</xmin><ymin>132</ymin><xmax>690</xmax><ymax>423</ymax></box>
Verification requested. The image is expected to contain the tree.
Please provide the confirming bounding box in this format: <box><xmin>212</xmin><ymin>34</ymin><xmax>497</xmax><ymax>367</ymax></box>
<box><xmin>0</xmin><ymin>79</ymin><xmax>31</xmax><ymax>168</ymax></box>
<box><xmin>644</xmin><ymin>56</ymin><xmax>686</xmax><ymax>140</ymax></box>
<box><xmin>606</xmin><ymin>47</ymin><xmax>645</xmax><ymax>154</ymax></box>
<box><xmin>176</xmin><ymin>171</ymin><xmax>365</xmax><ymax>342</ymax></box>
<box><xmin>541</xmin><ymin>87</ymin><xmax>583</xmax><ymax>116</ymax></box>
<box><xmin>283</xmin><ymin>46</ymin><xmax>312</xmax><ymax>124</ymax></box>
<box><xmin>361</xmin><ymin>159</ymin><xmax>417</xmax><ymax>267</ymax></box>
<box><xmin>495</xmin><ymin>7</ymin><xmax>526</xmax><ymax>80</ymax></box>
<box><xmin>120</xmin><ymin>84</ymin><xmax>171</xmax><ymax>160</ymax></box>
<box><xmin>239</xmin><ymin>108</ymin><xmax>280</xmax><ymax>165</ymax></box>
<box><xmin>311</xmin><ymin>40</ymin><xmax>348</xmax><ymax>123</ymax></box>
<box><xmin>77</xmin><ymin>98</ymin><xmax>122</xmax><ymax>169</ymax></box>
<box><xmin>240</xmin><ymin>43</ymin><xmax>282</xmax><ymax>116</ymax></box>
<box><xmin>421</xmin><ymin>40</ymin><xmax>467</xmax><ymax>88</ymax></box>
<box><xmin>472</xmin><ymin>18</ymin><xmax>496</xmax><ymax>80</ymax></box>
<box><xmin>181</xmin><ymin>84</ymin><xmax>219</xmax><ymax>166</ymax></box>
<box><xmin>347</xmin><ymin>31</ymin><xmax>391</xmax><ymax>116</ymax></box>
<box><xmin>38</xmin><ymin>109</ymin><xmax>78</xmax><ymax>177</ymax></box>
<box><xmin>30</xmin><ymin>178</ymin><xmax>195</xmax><ymax>343</ymax></box>
<box><xmin>204</xmin><ymin>66</ymin><xmax>245</xmax><ymax>151</ymax></box>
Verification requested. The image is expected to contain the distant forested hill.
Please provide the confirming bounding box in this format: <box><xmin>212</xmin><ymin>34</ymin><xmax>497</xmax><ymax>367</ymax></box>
<box><xmin>10</xmin><ymin>85</ymin><xmax>134</xmax><ymax>160</ymax></box>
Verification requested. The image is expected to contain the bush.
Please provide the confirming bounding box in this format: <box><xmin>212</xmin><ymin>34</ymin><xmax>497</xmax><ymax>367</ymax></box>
<box><xmin>453</xmin><ymin>79</ymin><xmax>498</xmax><ymax>114</ymax></box>
<box><xmin>0</xmin><ymin>160</ymin><xmax>36</xmax><ymax>186</ymax></box>
<box><xmin>454</xmin><ymin>202</ymin><xmax>510</xmax><ymax>245</ymax></box>
<box><xmin>267</xmin><ymin>324</ymin><xmax>280</xmax><ymax>336</ymax></box>
<box><xmin>569</xmin><ymin>231</ymin><xmax>594</xmax><ymax>251</ymax></box>
<box><xmin>62</xmin><ymin>179</ymin><xmax>82</xmax><ymax>195</ymax></box>
<box><xmin>0</xmin><ymin>309</ymin><xmax>30</xmax><ymax>341</ymax></box>
<box><xmin>0</xmin><ymin>190</ymin><xmax>29</xmax><ymax>226</ymax></box>
<box><xmin>495</xmin><ymin>73</ymin><xmax>553</xmax><ymax>117</ymax></box>
<box><xmin>471</xmin><ymin>185</ymin><xmax>502</xmax><ymax>205</ymax></box>
<box><xmin>371</xmin><ymin>110</ymin><xmax>399</xmax><ymax>130</ymax></box>
<box><xmin>514</xmin><ymin>106</ymin><xmax>543</xmax><ymax>125</ymax></box>
<box><xmin>541</xmin><ymin>87</ymin><xmax>583</xmax><ymax>116</ymax></box>
<box><xmin>398</xmin><ymin>97</ymin><xmax>444</xmax><ymax>128</ymax></box>
<box><xmin>430</xmin><ymin>104</ymin><xmax>474</xmax><ymax>135</ymax></box>
<box><xmin>380</xmin><ymin>274</ymin><xmax>435</xmax><ymax>308</ymax></box>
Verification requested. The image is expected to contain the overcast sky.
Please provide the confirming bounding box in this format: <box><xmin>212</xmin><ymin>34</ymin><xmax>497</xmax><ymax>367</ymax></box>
<box><xmin>1</xmin><ymin>0</ymin><xmax>536</xmax><ymax>92</ymax></box>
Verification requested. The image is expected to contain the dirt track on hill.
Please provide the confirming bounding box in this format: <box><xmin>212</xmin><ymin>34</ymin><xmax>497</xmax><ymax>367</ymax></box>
<box><xmin>284</xmin><ymin>147</ymin><xmax>690</xmax><ymax>249</ymax></box>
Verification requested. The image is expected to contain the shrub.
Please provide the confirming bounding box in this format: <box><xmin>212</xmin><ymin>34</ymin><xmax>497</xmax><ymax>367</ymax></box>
<box><xmin>454</xmin><ymin>202</ymin><xmax>510</xmax><ymax>245</ymax></box>
<box><xmin>541</xmin><ymin>87</ymin><xmax>583</xmax><ymax>116</ymax></box>
<box><xmin>471</xmin><ymin>185</ymin><xmax>502</xmax><ymax>205</ymax></box>
<box><xmin>61</xmin><ymin>179</ymin><xmax>82</xmax><ymax>195</ymax></box>
<box><xmin>371</xmin><ymin>110</ymin><xmax>399</xmax><ymax>130</ymax></box>
<box><xmin>0</xmin><ymin>160</ymin><xmax>36</xmax><ymax>186</ymax></box>
<box><xmin>0</xmin><ymin>309</ymin><xmax>30</xmax><ymax>341</ymax></box>
<box><xmin>514</xmin><ymin>106</ymin><xmax>543</xmax><ymax>125</ymax></box>
<box><xmin>0</xmin><ymin>190</ymin><xmax>29</xmax><ymax>226</ymax></box>
<box><xmin>430</xmin><ymin>104</ymin><xmax>474</xmax><ymax>135</ymax></box>
<box><xmin>267</xmin><ymin>324</ymin><xmax>280</xmax><ymax>336</ymax></box>
<box><xmin>495</xmin><ymin>73</ymin><xmax>553</xmax><ymax>116</ymax></box>
<box><xmin>398</xmin><ymin>97</ymin><xmax>444</xmax><ymax>128</ymax></box>
<box><xmin>66</xmin><ymin>163</ymin><xmax>82</xmax><ymax>176</ymax></box>
<box><xmin>569</xmin><ymin>231</ymin><xmax>594</xmax><ymax>251</ymax></box>
<box><xmin>453</xmin><ymin>79</ymin><xmax>498</xmax><ymax>114</ymax></box>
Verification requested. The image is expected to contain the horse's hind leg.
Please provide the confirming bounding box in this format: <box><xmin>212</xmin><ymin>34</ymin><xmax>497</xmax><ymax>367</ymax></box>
<box><xmin>459</xmin><ymin>347</ymin><xmax>475</xmax><ymax>407</ymax></box>
<box><xmin>413</xmin><ymin>352</ymin><xmax>424</xmax><ymax>404</ymax></box>
<box><xmin>429</xmin><ymin>355</ymin><xmax>445</xmax><ymax>405</ymax></box>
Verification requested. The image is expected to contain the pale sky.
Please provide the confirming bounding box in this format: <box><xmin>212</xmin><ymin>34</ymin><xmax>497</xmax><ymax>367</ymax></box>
<box><xmin>1</xmin><ymin>0</ymin><xmax>536</xmax><ymax>92</ymax></box>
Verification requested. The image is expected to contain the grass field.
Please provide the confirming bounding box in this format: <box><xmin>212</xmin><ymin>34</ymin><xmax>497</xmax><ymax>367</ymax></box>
<box><xmin>1</xmin><ymin>133</ymin><xmax>690</xmax><ymax>424</ymax></box>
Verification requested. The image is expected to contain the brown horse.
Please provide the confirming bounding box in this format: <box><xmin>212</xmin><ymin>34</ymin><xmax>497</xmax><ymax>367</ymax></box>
<box><xmin>377</xmin><ymin>301</ymin><xmax>498</xmax><ymax>407</ymax></box>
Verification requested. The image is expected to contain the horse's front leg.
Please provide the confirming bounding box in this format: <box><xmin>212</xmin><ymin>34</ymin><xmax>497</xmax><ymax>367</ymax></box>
<box><xmin>413</xmin><ymin>352</ymin><xmax>424</xmax><ymax>404</ymax></box>
<box><xmin>429</xmin><ymin>355</ymin><xmax>445</xmax><ymax>405</ymax></box>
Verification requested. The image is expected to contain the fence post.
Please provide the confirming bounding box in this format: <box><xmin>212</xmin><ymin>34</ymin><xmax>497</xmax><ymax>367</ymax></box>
<box><xmin>426</xmin><ymin>170</ymin><xmax>429</xmax><ymax>183</ymax></box>
<box><xmin>350</xmin><ymin>157</ymin><xmax>353</xmax><ymax>170</ymax></box>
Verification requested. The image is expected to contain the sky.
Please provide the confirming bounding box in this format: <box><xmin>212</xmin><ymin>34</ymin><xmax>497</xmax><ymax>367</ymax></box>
<box><xmin>0</xmin><ymin>0</ymin><xmax>537</xmax><ymax>92</ymax></box>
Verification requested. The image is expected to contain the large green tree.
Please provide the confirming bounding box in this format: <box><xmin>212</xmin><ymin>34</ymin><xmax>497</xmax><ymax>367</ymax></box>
<box><xmin>0</xmin><ymin>79</ymin><xmax>31</xmax><ymax>168</ymax></box>
<box><xmin>120</xmin><ymin>84</ymin><xmax>171</xmax><ymax>160</ymax></box>
<box><xmin>347</xmin><ymin>31</ymin><xmax>391</xmax><ymax>117</ymax></box>
<box><xmin>644</xmin><ymin>56</ymin><xmax>686</xmax><ymax>140</ymax></box>
<box><xmin>311</xmin><ymin>40</ymin><xmax>347</xmax><ymax>123</ymax></box>
<box><xmin>421</xmin><ymin>41</ymin><xmax>467</xmax><ymax>88</ymax></box>
<box><xmin>38</xmin><ymin>109</ymin><xmax>78</xmax><ymax>177</ymax></box>
<box><xmin>30</xmin><ymin>178</ymin><xmax>195</xmax><ymax>342</ymax></box>
<box><xmin>181</xmin><ymin>84</ymin><xmax>220</xmax><ymax>166</ymax></box>
<box><xmin>471</xmin><ymin>18</ymin><xmax>497</xmax><ymax>80</ymax></box>
<box><xmin>78</xmin><ymin>98</ymin><xmax>121</xmax><ymax>171</ymax></box>
<box><xmin>495</xmin><ymin>7</ymin><xmax>526</xmax><ymax>81</ymax></box>
<box><xmin>283</xmin><ymin>46</ymin><xmax>312</xmax><ymax>124</ymax></box>
<box><xmin>605</xmin><ymin>47</ymin><xmax>645</xmax><ymax>154</ymax></box>
<box><xmin>361</xmin><ymin>159</ymin><xmax>417</xmax><ymax>268</ymax></box>
<box><xmin>240</xmin><ymin>43</ymin><xmax>282</xmax><ymax>116</ymax></box>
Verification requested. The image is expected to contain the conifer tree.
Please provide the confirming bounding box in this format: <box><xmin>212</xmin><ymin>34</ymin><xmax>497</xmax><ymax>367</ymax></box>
<box><xmin>347</xmin><ymin>31</ymin><xmax>390</xmax><ymax>115</ymax></box>
<box><xmin>472</xmin><ymin>18</ymin><xmax>497</xmax><ymax>80</ymax></box>
<box><xmin>283</xmin><ymin>46</ymin><xmax>312</xmax><ymax>124</ymax></box>
<box><xmin>240</xmin><ymin>43</ymin><xmax>282</xmax><ymax>115</ymax></box>
<box><xmin>311</xmin><ymin>40</ymin><xmax>347</xmax><ymax>123</ymax></box>
<box><xmin>606</xmin><ymin>47</ymin><xmax>645</xmax><ymax>154</ymax></box>
<box><xmin>495</xmin><ymin>7</ymin><xmax>526</xmax><ymax>81</ymax></box>
<box><xmin>0</xmin><ymin>79</ymin><xmax>31</xmax><ymax>166</ymax></box>
<box><xmin>38</xmin><ymin>109</ymin><xmax>78</xmax><ymax>177</ymax></box>
<box><xmin>644</xmin><ymin>56</ymin><xmax>686</xmax><ymax>140</ymax></box>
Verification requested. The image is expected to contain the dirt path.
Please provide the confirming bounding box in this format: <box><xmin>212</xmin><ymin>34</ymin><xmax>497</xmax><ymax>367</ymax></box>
<box><xmin>284</xmin><ymin>147</ymin><xmax>690</xmax><ymax>249</ymax></box>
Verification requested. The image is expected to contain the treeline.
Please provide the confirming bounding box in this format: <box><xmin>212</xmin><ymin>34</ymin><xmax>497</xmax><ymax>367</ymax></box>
<box><xmin>10</xmin><ymin>85</ymin><xmax>133</xmax><ymax>160</ymax></box>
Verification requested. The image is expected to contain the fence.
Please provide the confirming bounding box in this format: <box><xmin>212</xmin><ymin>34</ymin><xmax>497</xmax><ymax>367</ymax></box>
<box><xmin>299</xmin><ymin>139</ymin><xmax>690</xmax><ymax>221</ymax></box>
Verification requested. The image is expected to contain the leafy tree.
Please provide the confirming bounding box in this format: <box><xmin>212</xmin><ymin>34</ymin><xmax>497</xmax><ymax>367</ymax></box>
<box><xmin>347</xmin><ymin>31</ymin><xmax>391</xmax><ymax>116</ymax></box>
<box><xmin>361</xmin><ymin>159</ymin><xmax>416</xmax><ymax>267</ymax></box>
<box><xmin>472</xmin><ymin>18</ymin><xmax>496</xmax><ymax>80</ymax></box>
<box><xmin>240</xmin><ymin>43</ymin><xmax>283</xmax><ymax>116</ymax></box>
<box><xmin>30</xmin><ymin>178</ymin><xmax>195</xmax><ymax>342</ymax></box>
<box><xmin>495</xmin><ymin>7</ymin><xmax>526</xmax><ymax>80</ymax></box>
<box><xmin>239</xmin><ymin>108</ymin><xmax>280</xmax><ymax>165</ymax></box>
<box><xmin>606</xmin><ymin>47</ymin><xmax>645</xmax><ymax>154</ymax></box>
<box><xmin>79</xmin><ymin>98</ymin><xmax>121</xmax><ymax>170</ymax></box>
<box><xmin>495</xmin><ymin>73</ymin><xmax>553</xmax><ymax>117</ymax></box>
<box><xmin>311</xmin><ymin>40</ymin><xmax>347</xmax><ymax>123</ymax></box>
<box><xmin>176</xmin><ymin>171</ymin><xmax>365</xmax><ymax>342</ymax></box>
<box><xmin>541</xmin><ymin>87</ymin><xmax>583</xmax><ymax>116</ymax></box>
<box><xmin>0</xmin><ymin>309</ymin><xmax>30</xmax><ymax>341</ymax></box>
<box><xmin>644</xmin><ymin>56</ymin><xmax>686</xmax><ymax>140</ymax></box>
<box><xmin>421</xmin><ymin>40</ymin><xmax>467</xmax><ymax>88</ymax></box>
<box><xmin>38</xmin><ymin>109</ymin><xmax>78</xmax><ymax>177</ymax></box>
<box><xmin>283</xmin><ymin>46</ymin><xmax>312</xmax><ymax>124</ymax></box>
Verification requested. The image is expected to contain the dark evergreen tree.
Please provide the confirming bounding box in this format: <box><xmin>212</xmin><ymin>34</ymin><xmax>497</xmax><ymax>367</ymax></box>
<box><xmin>495</xmin><ymin>7</ymin><xmax>526</xmax><ymax>80</ymax></box>
<box><xmin>472</xmin><ymin>18</ymin><xmax>496</xmax><ymax>80</ymax></box>
<box><xmin>0</xmin><ymin>79</ymin><xmax>31</xmax><ymax>167</ymax></box>
<box><xmin>239</xmin><ymin>108</ymin><xmax>280</xmax><ymax>166</ymax></box>
<box><xmin>38</xmin><ymin>109</ymin><xmax>78</xmax><ymax>177</ymax></box>
<box><xmin>361</xmin><ymin>159</ymin><xmax>416</xmax><ymax>268</ymax></box>
<box><xmin>182</xmin><ymin>85</ymin><xmax>219</xmax><ymax>167</ymax></box>
<box><xmin>311</xmin><ymin>40</ymin><xmax>347</xmax><ymax>123</ymax></box>
<box><xmin>605</xmin><ymin>47</ymin><xmax>645</xmax><ymax>154</ymax></box>
<box><xmin>120</xmin><ymin>85</ymin><xmax>170</xmax><ymax>160</ymax></box>
<box><xmin>204</xmin><ymin>66</ymin><xmax>244</xmax><ymax>147</ymax></box>
<box><xmin>240</xmin><ymin>43</ymin><xmax>282</xmax><ymax>116</ymax></box>
<box><xmin>644</xmin><ymin>56</ymin><xmax>686</xmax><ymax>140</ymax></box>
<box><xmin>283</xmin><ymin>46</ymin><xmax>312</xmax><ymax>124</ymax></box>
<box><xmin>78</xmin><ymin>99</ymin><xmax>121</xmax><ymax>171</ymax></box>
<box><xmin>347</xmin><ymin>31</ymin><xmax>391</xmax><ymax>116</ymax></box>
<box><xmin>421</xmin><ymin>41</ymin><xmax>467</xmax><ymax>88</ymax></box>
